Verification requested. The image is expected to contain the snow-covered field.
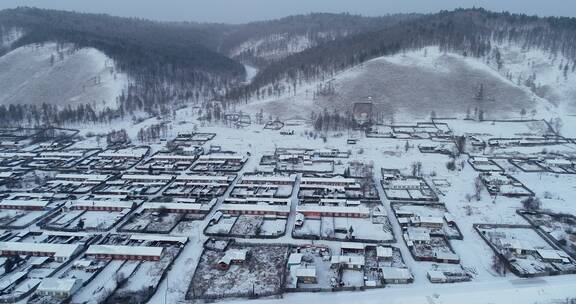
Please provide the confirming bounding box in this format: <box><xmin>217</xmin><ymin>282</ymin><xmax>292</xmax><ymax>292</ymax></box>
<box><xmin>0</xmin><ymin>42</ymin><xmax>128</xmax><ymax>109</ymax></box>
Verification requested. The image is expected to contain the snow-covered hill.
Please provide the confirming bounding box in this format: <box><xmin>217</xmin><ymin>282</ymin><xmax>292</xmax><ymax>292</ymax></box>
<box><xmin>240</xmin><ymin>46</ymin><xmax>569</xmax><ymax>122</ymax></box>
<box><xmin>0</xmin><ymin>42</ymin><xmax>129</xmax><ymax>110</ymax></box>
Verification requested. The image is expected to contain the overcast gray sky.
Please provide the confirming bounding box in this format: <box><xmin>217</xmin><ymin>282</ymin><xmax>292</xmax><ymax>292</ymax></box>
<box><xmin>1</xmin><ymin>0</ymin><xmax>575</xmax><ymax>23</ymax></box>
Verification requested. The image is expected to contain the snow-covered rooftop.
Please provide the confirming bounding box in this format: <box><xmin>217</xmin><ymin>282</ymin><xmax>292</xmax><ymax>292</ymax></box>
<box><xmin>0</xmin><ymin>199</ymin><xmax>50</xmax><ymax>208</ymax></box>
<box><xmin>0</xmin><ymin>241</ymin><xmax>82</xmax><ymax>258</ymax></box>
<box><xmin>220</xmin><ymin>204</ymin><xmax>290</xmax><ymax>213</ymax></box>
<box><xmin>129</xmin><ymin>234</ymin><xmax>188</xmax><ymax>245</ymax></box>
<box><xmin>297</xmin><ymin>205</ymin><xmax>370</xmax><ymax>216</ymax></box>
<box><xmin>381</xmin><ymin>267</ymin><xmax>412</xmax><ymax>280</ymax></box>
<box><xmin>55</xmin><ymin>173</ymin><xmax>110</xmax><ymax>181</ymax></box>
<box><xmin>37</xmin><ymin>278</ymin><xmax>81</xmax><ymax>293</ymax></box>
<box><xmin>85</xmin><ymin>245</ymin><xmax>163</xmax><ymax>257</ymax></box>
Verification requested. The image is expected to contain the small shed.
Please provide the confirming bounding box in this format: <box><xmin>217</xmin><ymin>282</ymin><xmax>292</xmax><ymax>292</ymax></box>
<box><xmin>380</xmin><ymin>267</ymin><xmax>413</xmax><ymax>284</ymax></box>
<box><xmin>340</xmin><ymin>242</ymin><xmax>365</xmax><ymax>254</ymax></box>
<box><xmin>288</xmin><ymin>253</ymin><xmax>303</xmax><ymax>266</ymax></box>
<box><xmin>434</xmin><ymin>252</ymin><xmax>460</xmax><ymax>264</ymax></box>
<box><xmin>427</xmin><ymin>270</ymin><xmax>448</xmax><ymax>283</ymax></box>
<box><xmin>36</xmin><ymin>278</ymin><xmax>82</xmax><ymax>298</ymax></box>
<box><xmin>217</xmin><ymin>249</ymin><xmax>248</xmax><ymax>270</ymax></box>
<box><xmin>376</xmin><ymin>246</ymin><xmax>393</xmax><ymax>261</ymax></box>
<box><xmin>295</xmin><ymin>267</ymin><xmax>317</xmax><ymax>284</ymax></box>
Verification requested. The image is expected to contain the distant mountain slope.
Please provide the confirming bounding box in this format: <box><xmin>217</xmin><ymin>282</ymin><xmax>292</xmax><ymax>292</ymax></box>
<box><xmin>239</xmin><ymin>47</ymin><xmax>554</xmax><ymax>121</ymax></box>
<box><xmin>0</xmin><ymin>43</ymin><xmax>127</xmax><ymax>109</ymax></box>
<box><xmin>220</xmin><ymin>13</ymin><xmax>419</xmax><ymax>67</ymax></box>
<box><xmin>228</xmin><ymin>8</ymin><xmax>576</xmax><ymax>108</ymax></box>
<box><xmin>0</xmin><ymin>7</ymin><xmax>249</xmax><ymax>121</ymax></box>
<box><xmin>0</xmin><ymin>9</ymin><xmax>421</xmax><ymax>114</ymax></box>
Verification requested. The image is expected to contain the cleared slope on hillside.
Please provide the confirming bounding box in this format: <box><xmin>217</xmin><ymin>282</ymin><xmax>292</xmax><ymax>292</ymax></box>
<box><xmin>0</xmin><ymin>43</ymin><xmax>128</xmax><ymax>109</ymax></box>
<box><xmin>230</xmin><ymin>33</ymin><xmax>316</xmax><ymax>62</ymax></box>
<box><xmin>0</xmin><ymin>26</ymin><xmax>23</xmax><ymax>48</ymax></box>
<box><xmin>240</xmin><ymin>47</ymin><xmax>554</xmax><ymax>121</ymax></box>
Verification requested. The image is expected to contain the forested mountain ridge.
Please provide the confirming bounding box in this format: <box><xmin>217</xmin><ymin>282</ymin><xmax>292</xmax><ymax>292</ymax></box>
<box><xmin>0</xmin><ymin>8</ymin><xmax>416</xmax><ymax>74</ymax></box>
<box><xmin>0</xmin><ymin>7</ymin><xmax>244</xmax><ymax>77</ymax></box>
<box><xmin>0</xmin><ymin>7</ymin><xmax>576</xmax><ymax>126</ymax></box>
<box><xmin>0</xmin><ymin>7</ymin><xmax>422</xmax><ymax>126</ymax></box>
<box><xmin>226</xmin><ymin>8</ymin><xmax>576</xmax><ymax>102</ymax></box>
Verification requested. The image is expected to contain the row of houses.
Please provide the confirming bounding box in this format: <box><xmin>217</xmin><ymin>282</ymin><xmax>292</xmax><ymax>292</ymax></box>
<box><xmin>0</xmin><ymin>234</ymin><xmax>188</xmax><ymax>262</ymax></box>
<box><xmin>163</xmin><ymin>173</ymin><xmax>236</xmax><ymax>199</ymax></box>
<box><xmin>0</xmin><ymin>242</ymin><xmax>82</xmax><ymax>262</ymax></box>
<box><xmin>34</xmin><ymin>173</ymin><xmax>112</xmax><ymax>194</ymax></box>
<box><xmin>191</xmin><ymin>153</ymin><xmax>247</xmax><ymax>172</ymax></box>
<box><xmin>76</xmin><ymin>146</ymin><xmax>150</xmax><ymax>172</ymax></box>
<box><xmin>136</xmin><ymin>152</ymin><xmax>199</xmax><ymax>173</ymax></box>
<box><xmin>296</xmin><ymin>205</ymin><xmax>370</xmax><ymax>218</ymax></box>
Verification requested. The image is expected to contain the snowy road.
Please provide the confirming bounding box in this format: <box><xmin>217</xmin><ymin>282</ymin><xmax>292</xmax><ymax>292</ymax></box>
<box><xmin>371</xmin><ymin>174</ymin><xmax>422</xmax><ymax>281</ymax></box>
<box><xmin>223</xmin><ymin>275</ymin><xmax>575</xmax><ymax>304</ymax></box>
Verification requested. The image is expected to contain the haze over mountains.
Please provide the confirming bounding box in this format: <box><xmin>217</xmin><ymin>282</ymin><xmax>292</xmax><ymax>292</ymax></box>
<box><xmin>0</xmin><ymin>7</ymin><xmax>575</xmax><ymax>125</ymax></box>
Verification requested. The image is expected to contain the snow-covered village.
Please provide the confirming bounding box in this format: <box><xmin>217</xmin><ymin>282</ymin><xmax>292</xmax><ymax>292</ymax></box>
<box><xmin>0</xmin><ymin>104</ymin><xmax>576</xmax><ymax>304</ymax></box>
<box><xmin>2</xmin><ymin>2</ymin><xmax>576</xmax><ymax>304</ymax></box>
